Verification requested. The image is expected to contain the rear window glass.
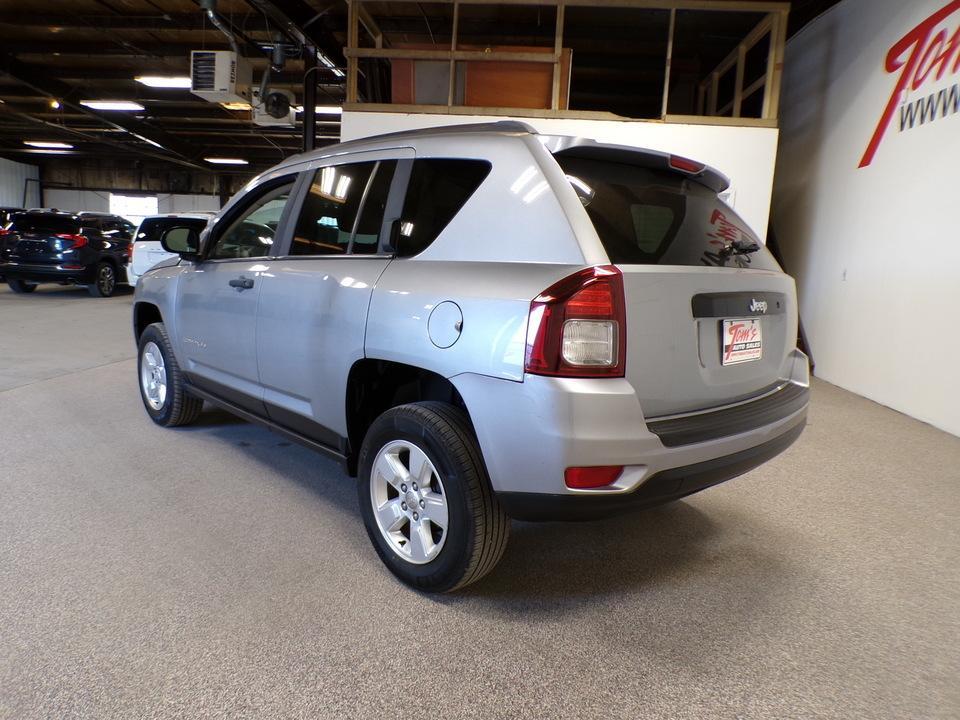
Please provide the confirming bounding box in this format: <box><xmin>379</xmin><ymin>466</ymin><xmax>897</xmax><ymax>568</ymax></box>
<box><xmin>397</xmin><ymin>159</ymin><xmax>491</xmax><ymax>257</ymax></box>
<box><xmin>11</xmin><ymin>213</ymin><xmax>80</xmax><ymax>235</ymax></box>
<box><xmin>136</xmin><ymin>217</ymin><xmax>209</xmax><ymax>243</ymax></box>
<box><xmin>556</xmin><ymin>155</ymin><xmax>778</xmax><ymax>270</ymax></box>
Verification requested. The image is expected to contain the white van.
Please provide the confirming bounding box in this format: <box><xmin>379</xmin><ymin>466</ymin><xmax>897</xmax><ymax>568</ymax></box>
<box><xmin>127</xmin><ymin>213</ymin><xmax>214</xmax><ymax>285</ymax></box>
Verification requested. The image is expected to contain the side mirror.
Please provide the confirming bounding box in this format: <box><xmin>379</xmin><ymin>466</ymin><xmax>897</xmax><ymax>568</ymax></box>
<box><xmin>160</xmin><ymin>226</ymin><xmax>201</xmax><ymax>260</ymax></box>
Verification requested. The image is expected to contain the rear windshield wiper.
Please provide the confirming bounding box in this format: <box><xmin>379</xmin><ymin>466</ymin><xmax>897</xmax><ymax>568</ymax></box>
<box><xmin>719</xmin><ymin>238</ymin><xmax>760</xmax><ymax>262</ymax></box>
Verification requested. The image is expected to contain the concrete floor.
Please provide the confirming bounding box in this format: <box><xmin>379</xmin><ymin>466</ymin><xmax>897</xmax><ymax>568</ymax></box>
<box><xmin>1</xmin><ymin>284</ymin><xmax>958</xmax><ymax>720</ymax></box>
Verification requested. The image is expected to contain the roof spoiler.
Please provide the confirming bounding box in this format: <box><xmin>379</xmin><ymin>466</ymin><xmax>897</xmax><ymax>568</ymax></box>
<box><xmin>545</xmin><ymin>137</ymin><xmax>730</xmax><ymax>194</ymax></box>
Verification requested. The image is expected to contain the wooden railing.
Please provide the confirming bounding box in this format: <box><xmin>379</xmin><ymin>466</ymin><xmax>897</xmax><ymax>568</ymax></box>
<box><xmin>344</xmin><ymin>0</ymin><xmax>790</xmax><ymax>128</ymax></box>
<box><xmin>695</xmin><ymin>7</ymin><xmax>789</xmax><ymax>121</ymax></box>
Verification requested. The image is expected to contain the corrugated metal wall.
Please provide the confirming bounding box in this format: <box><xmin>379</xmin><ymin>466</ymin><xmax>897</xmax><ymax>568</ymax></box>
<box><xmin>0</xmin><ymin>157</ymin><xmax>40</xmax><ymax>208</ymax></box>
<box><xmin>43</xmin><ymin>189</ymin><xmax>220</xmax><ymax>216</ymax></box>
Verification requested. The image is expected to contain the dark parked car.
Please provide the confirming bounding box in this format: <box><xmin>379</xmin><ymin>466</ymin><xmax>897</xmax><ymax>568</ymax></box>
<box><xmin>0</xmin><ymin>206</ymin><xmax>22</xmax><ymax>227</ymax></box>
<box><xmin>78</xmin><ymin>212</ymin><xmax>136</xmax><ymax>239</ymax></box>
<box><xmin>0</xmin><ymin>211</ymin><xmax>133</xmax><ymax>296</ymax></box>
<box><xmin>0</xmin><ymin>207</ymin><xmax>23</xmax><ymax>280</ymax></box>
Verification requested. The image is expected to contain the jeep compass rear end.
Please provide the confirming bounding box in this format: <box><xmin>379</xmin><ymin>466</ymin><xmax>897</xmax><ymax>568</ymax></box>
<box><xmin>133</xmin><ymin>121</ymin><xmax>808</xmax><ymax>592</ymax></box>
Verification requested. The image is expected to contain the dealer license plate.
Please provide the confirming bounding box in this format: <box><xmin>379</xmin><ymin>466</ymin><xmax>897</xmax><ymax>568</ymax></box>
<box><xmin>721</xmin><ymin>318</ymin><xmax>763</xmax><ymax>365</ymax></box>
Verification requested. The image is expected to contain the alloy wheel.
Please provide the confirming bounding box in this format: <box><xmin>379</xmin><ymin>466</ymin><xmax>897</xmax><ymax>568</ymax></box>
<box><xmin>140</xmin><ymin>341</ymin><xmax>167</xmax><ymax>410</ymax></box>
<box><xmin>370</xmin><ymin>440</ymin><xmax>449</xmax><ymax>564</ymax></box>
<box><xmin>98</xmin><ymin>265</ymin><xmax>115</xmax><ymax>296</ymax></box>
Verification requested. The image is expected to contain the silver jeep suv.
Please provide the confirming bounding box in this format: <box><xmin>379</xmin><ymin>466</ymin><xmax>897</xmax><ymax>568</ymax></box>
<box><xmin>133</xmin><ymin>121</ymin><xmax>809</xmax><ymax>592</ymax></box>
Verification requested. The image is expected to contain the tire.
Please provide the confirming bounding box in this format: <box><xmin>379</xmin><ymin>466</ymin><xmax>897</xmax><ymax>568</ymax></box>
<box><xmin>137</xmin><ymin>322</ymin><xmax>203</xmax><ymax>427</ymax></box>
<box><xmin>7</xmin><ymin>278</ymin><xmax>37</xmax><ymax>294</ymax></box>
<box><xmin>357</xmin><ymin>401</ymin><xmax>510</xmax><ymax>592</ymax></box>
<box><xmin>88</xmin><ymin>261</ymin><xmax>117</xmax><ymax>297</ymax></box>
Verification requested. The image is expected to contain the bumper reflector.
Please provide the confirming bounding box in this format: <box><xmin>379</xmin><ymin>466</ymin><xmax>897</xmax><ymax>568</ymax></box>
<box><xmin>564</xmin><ymin>465</ymin><xmax>624</xmax><ymax>489</ymax></box>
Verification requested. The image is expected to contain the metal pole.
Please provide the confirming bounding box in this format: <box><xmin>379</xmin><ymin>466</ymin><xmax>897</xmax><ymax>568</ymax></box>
<box><xmin>303</xmin><ymin>44</ymin><xmax>317</xmax><ymax>152</ymax></box>
<box><xmin>448</xmin><ymin>1</ymin><xmax>459</xmax><ymax>106</ymax></box>
<box><xmin>551</xmin><ymin>1</ymin><xmax>565</xmax><ymax>110</ymax></box>
<box><xmin>660</xmin><ymin>8</ymin><xmax>675</xmax><ymax>118</ymax></box>
<box><xmin>217</xmin><ymin>175</ymin><xmax>231</xmax><ymax>208</ymax></box>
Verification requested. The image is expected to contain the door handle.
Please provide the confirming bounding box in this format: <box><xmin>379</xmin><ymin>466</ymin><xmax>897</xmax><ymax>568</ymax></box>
<box><xmin>229</xmin><ymin>276</ymin><xmax>255</xmax><ymax>290</ymax></box>
<box><xmin>228</xmin><ymin>277</ymin><xmax>254</xmax><ymax>289</ymax></box>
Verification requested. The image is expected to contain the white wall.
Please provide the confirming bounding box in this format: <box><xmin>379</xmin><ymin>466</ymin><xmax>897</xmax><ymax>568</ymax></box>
<box><xmin>0</xmin><ymin>157</ymin><xmax>40</xmax><ymax>208</ymax></box>
<box><xmin>44</xmin><ymin>188</ymin><xmax>110</xmax><ymax>213</ymax></box>
<box><xmin>158</xmin><ymin>193</ymin><xmax>220</xmax><ymax>214</ymax></box>
<box><xmin>342</xmin><ymin>111</ymin><xmax>780</xmax><ymax>241</ymax></box>
<box><xmin>773</xmin><ymin>0</ymin><xmax>960</xmax><ymax>436</ymax></box>
<box><xmin>42</xmin><ymin>189</ymin><xmax>220</xmax><ymax>218</ymax></box>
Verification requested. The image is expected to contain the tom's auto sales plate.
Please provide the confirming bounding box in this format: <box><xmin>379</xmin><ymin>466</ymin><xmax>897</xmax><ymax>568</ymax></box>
<box><xmin>722</xmin><ymin>318</ymin><xmax>763</xmax><ymax>365</ymax></box>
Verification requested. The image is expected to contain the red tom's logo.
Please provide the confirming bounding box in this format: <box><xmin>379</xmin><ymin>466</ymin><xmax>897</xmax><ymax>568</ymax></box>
<box><xmin>860</xmin><ymin>0</ymin><xmax>960</xmax><ymax>168</ymax></box>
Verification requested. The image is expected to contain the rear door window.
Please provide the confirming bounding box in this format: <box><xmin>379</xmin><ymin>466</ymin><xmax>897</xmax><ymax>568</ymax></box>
<box><xmin>556</xmin><ymin>155</ymin><xmax>778</xmax><ymax>270</ymax></box>
<box><xmin>396</xmin><ymin>159</ymin><xmax>491</xmax><ymax>257</ymax></box>
<box><xmin>100</xmin><ymin>220</ymin><xmax>124</xmax><ymax>238</ymax></box>
<box><xmin>291</xmin><ymin>162</ymin><xmax>376</xmax><ymax>256</ymax></box>
<box><xmin>351</xmin><ymin>161</ymin><xmax>397</xmax><ymax>254</ymax></box>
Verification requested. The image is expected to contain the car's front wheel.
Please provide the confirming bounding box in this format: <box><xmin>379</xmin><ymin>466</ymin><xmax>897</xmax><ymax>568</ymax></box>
<box><xmin>7</xmin><ymin>278</ymin><xmax>37</xmax><ymax>293</ymax></box>
<box><xmin>358</xmin><ymin>402</ymin><xmax>510</xmax><ymax>592</ymax></box>
<box><xmin>137</xmin><ymin>322</ymin><xmax>203</xmax><ymax>427</ymax></box>
<box><xmin>88</xmin><ymin>261</ymin><xmax>117</xmax><ymax>297</ymax></box>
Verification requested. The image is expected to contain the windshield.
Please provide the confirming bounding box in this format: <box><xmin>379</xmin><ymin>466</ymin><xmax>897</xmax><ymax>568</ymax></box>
<box><xmin>556</xmin><ymin>155</ymin><xmax>778</xmax><ymax>270</ymax></box>
<box><xmin>10</xmin><ymin>213</ymin><xmax>81</xmax><ymax>235</ymax></box>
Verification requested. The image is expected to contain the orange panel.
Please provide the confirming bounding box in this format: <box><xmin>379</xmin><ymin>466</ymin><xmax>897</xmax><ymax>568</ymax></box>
<box><xmin>387</xmin><ymin>44</ymin><xmax>570</xmax><ymax>109</ymax></box>
<box><xmin>463</xmin><ymin>45</ymin><xmax>569</xmax><ymax>110</ymax></box>
<box><xmin>391</xmin><ymin>59</ymin><xmax>415</xmax><ymax>104</ymax></box>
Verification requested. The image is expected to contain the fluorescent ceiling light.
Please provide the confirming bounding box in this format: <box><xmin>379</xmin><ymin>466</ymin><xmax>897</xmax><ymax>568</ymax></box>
<box><xmin>24</xmin><ymin>140</ymin><xmax>74</xmax><ymax>149</ymax></box>
<box><xmin>131</xmin><ymin>133</ymin><xmax>164</xmax><ymax>149</ymax></box>
<box><xmin>22</xmin><ymin>148</ymin><xmax>72</xmax><ymax>155</ymax></box>
<box><xmin>135</xmin><ymin>75</ymin><xmax>192</xmax><ymax>89</ymax></box>
<box><xmin>317</xmin><ymin>52</ymin><xmax>346</xmax><ymax>78</ymax></box>
<box><xmin>80</xmin><ymin>100</ymin><xmax>145</xmax><ymax>111</ymax></box>
<box><xmin>294</xmin><ymin>105</ymin><xmax>343</xmax><ymax>114</ymax></box>
<box><xmin>204</xmin><ymin>157</ymin><xmax>248</xmax><ymax>165</ymax></box>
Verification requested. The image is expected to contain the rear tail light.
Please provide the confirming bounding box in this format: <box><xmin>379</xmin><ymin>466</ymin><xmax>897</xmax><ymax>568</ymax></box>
<box><xmin>0</xmin><ymin>228</ymin><xmax>11</xmax><ymax>236</ymax></box>
<box><xmin>525</xmin><ymin>265</ymin><xmax>626</xmax><ymax>378</ymax></box>
<box><xmin>565</xmin><ymin>465</ymin><xmax>624</xmax><ymax>489</ymax></box>
<box><xmin>55</xmin><ymin>233</ymin><xmax>88</xmax><ymax>250</ymax></box>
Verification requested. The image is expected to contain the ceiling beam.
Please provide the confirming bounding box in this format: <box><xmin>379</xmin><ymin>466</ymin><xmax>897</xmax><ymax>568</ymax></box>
<box><xmin>3</xmin><ymin>41</ymin><xmax>232</xmax><ymax>57</ymax></box>
<box><xmin>242</xmin><ymin>0</ymin><xmax>345</xmax><ymax>65</ymax></box>
<box><xmin>0</xmin><ymin>12</ymin><xmax>228</xmax><ymax>30</ymax></box>
<box><xmin>0</xmin><ymin>52</ymin><xmax>206</xmax><ymax>170</ymax></box>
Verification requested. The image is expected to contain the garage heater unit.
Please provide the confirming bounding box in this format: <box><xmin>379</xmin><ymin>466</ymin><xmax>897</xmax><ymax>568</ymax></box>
<box><xmin>190</xmin><ymin>50</ymin><xmax>252</xmax><ymax>105</ymax></box>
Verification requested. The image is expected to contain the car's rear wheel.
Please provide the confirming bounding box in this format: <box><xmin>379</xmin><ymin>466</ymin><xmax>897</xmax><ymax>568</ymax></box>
<box><xmin>7</xmin><ymin>278</ymin><xmax>37</xmax><ymax>294</ymax></box>
<box><xmin>358</xmin><ymin>402</ymin><xmax>510</xmax><ymax>592</ymax></box>
<box><xmin>137</xmin><ymin>322</ymin><xmax>203</xmax><ymax>427</ymax></box>
<box><xmin>88</xmin><ymin>262</ymin><xmax>117</xmax><ymax>297</ymax></box>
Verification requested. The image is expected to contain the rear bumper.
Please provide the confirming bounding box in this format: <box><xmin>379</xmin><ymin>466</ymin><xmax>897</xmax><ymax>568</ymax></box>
<box><xmin>1</xmin><ymin>262</ymin><xmax>95</xmax><ymax>284</ymax></box>
<box><xmin>451</xmin><ymin>351</ymin><xmax>809</xmax><ymax>519</ymax></box>
<box><xmin>497</xmin><ymin>418</ymin><xmax>805</xmax><ymax>520</ymax></box>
